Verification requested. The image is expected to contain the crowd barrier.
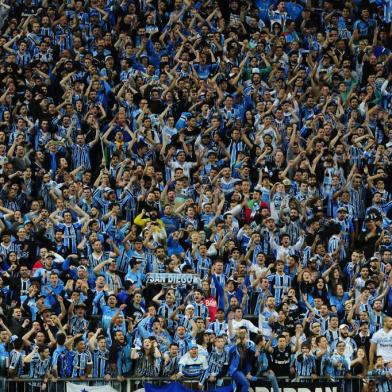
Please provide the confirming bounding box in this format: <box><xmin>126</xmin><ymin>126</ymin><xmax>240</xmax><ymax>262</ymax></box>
<box><xmin>1</xmin><ymin>375</ymin><xmax>381</xmax><ymax>392</ymax></box>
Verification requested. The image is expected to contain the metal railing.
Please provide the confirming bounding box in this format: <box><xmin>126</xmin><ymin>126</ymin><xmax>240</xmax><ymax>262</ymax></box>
<box><xmin>1</xmin><ymin>375</ymin><xmax>381</xmax><ymax>392</ymax></box>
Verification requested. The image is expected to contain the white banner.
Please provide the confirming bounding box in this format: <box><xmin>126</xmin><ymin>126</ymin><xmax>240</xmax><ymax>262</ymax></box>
<box><xmin>146</xmin><ymin>273</ymin><xmax>201</xmax><ymax>286</ymax></box>
<box><xmin>255</xmin><ymin>387</ymin><xmax>338</xmax><ymax>392</ymax></box>
<box><xmin>66</xmin><ymin>382</ymin><xmax>118</xmax><ymax>392</ymax></box>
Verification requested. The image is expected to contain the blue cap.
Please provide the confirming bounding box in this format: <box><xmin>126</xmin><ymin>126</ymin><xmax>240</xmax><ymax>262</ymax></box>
<box><xmin>188</xmin><ymin>342</ymin><xmax>198</xmax><ymax>350</ymax></box>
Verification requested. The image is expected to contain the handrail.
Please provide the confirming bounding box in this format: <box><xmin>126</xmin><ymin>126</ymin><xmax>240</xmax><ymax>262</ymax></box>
<box><xmin>4</xmin><ymin>375</ymin><xmax>382</xmax><ymax>381</ymax></box>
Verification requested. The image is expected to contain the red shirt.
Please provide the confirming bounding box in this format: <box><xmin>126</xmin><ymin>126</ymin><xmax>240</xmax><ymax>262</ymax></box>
<box><xmin>204</xmin><ymin>296</ymin><xmax>217</xmax><ymax>321</ymax></box>
<box><xmin>31</xmin><ymin>259</ymin><xmax>44</xmax><ymax>275</ymax></box>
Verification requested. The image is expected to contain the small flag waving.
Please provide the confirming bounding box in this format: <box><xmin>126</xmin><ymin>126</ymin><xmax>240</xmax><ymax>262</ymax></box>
<box><xmin>66</xmin><ymin>382</ymin><xmax>118</xmax><ymax>392</ymax></box>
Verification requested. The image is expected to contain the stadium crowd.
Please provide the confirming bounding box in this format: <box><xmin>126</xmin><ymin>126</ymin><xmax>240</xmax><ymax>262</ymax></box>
<box><xmin>0</xmin><ymin>0</ymin><xmax>392</xmax><ymax>391</ymax></box>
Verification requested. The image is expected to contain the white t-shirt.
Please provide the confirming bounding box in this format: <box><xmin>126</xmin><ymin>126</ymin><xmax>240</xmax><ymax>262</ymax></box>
<box><xmin>232</xmin><ymin>318</ymin><xmax>260</xmax><ymax>336</ymax></box>
<box><xmin>370</xmin><ymin>328</ymin><xmax>392</xmax><ymax>362</ymax></box>
<box><xmin>168</xmin><ymin>160</ymin><xmax>197</xmax><ymax>179</ymax></box>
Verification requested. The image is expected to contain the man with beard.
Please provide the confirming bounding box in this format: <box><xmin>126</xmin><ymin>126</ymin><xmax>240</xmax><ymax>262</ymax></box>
<box><xmin>149</xmin><ymin>246</ymin><xmax>167</xmax><ymax>273</ymax></box>
<box><xmin>331</xmin><ymin>324</ymin><xmax>358</xmax><ymax>363</ymax></box>
<box><xmin>282</xmin><ymin>207</ymin><xmax>303</xmax><ymax>245</ymax></box>
<box><xmin>109</xmin><ymin>330</ymin><xmax>132</xmax><ymax>380</ymax></box>
<box><xmin>134</xmin><ymin>209</ymin><xmax>167</xmax><ymax>244</ymax></box>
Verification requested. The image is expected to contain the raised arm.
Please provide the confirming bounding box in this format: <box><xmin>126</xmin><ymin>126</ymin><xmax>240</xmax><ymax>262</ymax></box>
<box><xmin>89</xmin><ymin>121</ymin><xmax>100</xmax><ymax>147</ymax></box>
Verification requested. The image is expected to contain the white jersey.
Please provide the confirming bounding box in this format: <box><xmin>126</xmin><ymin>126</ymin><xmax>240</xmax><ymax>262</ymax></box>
<box><xmin>370</xmin><ymin>328</ymin><xmax>392</xmax><ymax>362</ymax></box>
<box><xmin>259</xmin><ymin>308</ymin><xmax>278</xmax><ymax>339</ymax></box>
<box><xmin>231</xmin><ymin>319</ymin><xmax>260</xmax><ymax>337</ymax></box>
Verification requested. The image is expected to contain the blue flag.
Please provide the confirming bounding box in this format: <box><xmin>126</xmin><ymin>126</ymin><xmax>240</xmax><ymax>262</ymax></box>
<box><xmin>144</xmin><ymin>382</ymin><xmax>233</xmax><ymax>392</ymax></box>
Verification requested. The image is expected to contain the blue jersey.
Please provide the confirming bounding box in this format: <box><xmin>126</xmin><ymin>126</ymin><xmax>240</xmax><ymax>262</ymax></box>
<box><xmin>29</xmin><ymin>352</ymin><xmax>52</xmax><ymax>386</ymax></box>
<box><xmin>92</xmin><ymin>349</ymin><xmax>110</xmax><ymax>378</ymax></box>
<box><xmin>56</xmin><ymin>222</ymin><xmax>82</xmax><ymax>254</ymax></box>
<box><xmin>178</xmin><ymin>352</ymin><xmax>208</xmax><ymax>381</ymax></box>
<box><xmin>326</xmin><ymin>353</ymin><xmax>349</xmax><ymax>379</ymax></box>
<box><xmin>134</xmin><ymin>350</ymin><xmax>161</xmax><ymax>377</ymax></box>
<box><xmin>66</xmin><ymin>350</ymin><xmax>92</xmax><ymax>378</ymax></box>
<box><xmin>115</xmin><ymin>342</ymin><xmax>132</xmax><ymax>376</ymax></box>
<box><xmin>158</xmin><ymin>302</ymin><xmax>176</xmax><ymax>331</ymax></box>
<box><xmin>268</xmin><ymin>273</ymin><xmax>292</xmax><ymax>306</ymax></box>
<box><xmin>201</xmin><ymin>348</ymin><xmax>229</xmax><ymax>383</ymax></box>
<box><xmin>208</xmin><ymin>320</ymin><xmax>228</xmax><ymax>336</ymax></box>
<box><xmin>368</xmin><ymin>368</ymin><xmax>392</xmax><ymax>392</ymax></box>
<box><xmin>101</xmin><ymin>306</ymin><xmax>123</xmax><ymax>332</ymax></box>
<box><xmin>295</xmin><ymin>353</ymin><xmax>316</xmax><ymax>377</ymax></box>
<box><xmin>191</xmin><ymin>302</ymin><xmax>210</xmax><ymax>319</ymax></box>
<box><xmin>52</xmin><ymin>346</ymin><xmax>68</xmax><ymax>378</ymax></box>
<box><xmin>353</xmin><ymin>18</ymin><xmax>377</xmax><ymax>38</ymax></box>
<box><xmin>0</xmin><ymin>343</ymin><xmax>9</xmax><ymax>377</ymax></box>
<box><xmin>195</xmin><ymin>256</ymin><xmax>211</xmax><ymax>279</ymax></box>
<box><xmin>173</xmin><ymin>335</ymin><xmax>193</xmax><ymax>357</ymax></box>
<box><xmin>259</xmin><ymin>307</ymin><xmax>278</xmax><ymax>339</ymax></box>
<box><xmin>9</xmin><ymin>349</ymin><xmax>25</xmax><ymax>376</ymax></box>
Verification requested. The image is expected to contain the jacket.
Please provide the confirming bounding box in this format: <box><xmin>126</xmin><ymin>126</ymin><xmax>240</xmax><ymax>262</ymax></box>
<box><xmin>228</xmin><ymin>341</ymin><xmax>256</xmax><ymax>376</ymax></box>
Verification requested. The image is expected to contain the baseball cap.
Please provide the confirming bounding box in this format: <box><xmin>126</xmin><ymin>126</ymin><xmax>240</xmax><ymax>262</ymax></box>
<box><xmin>124</xmin><ymin>279</ymin><xmax>135</xmax><ymax>288</ymax></box>
<box><xmin>40</xmin><ymin>307</ymin><xmax>52</xmax><ymax>314</ymax></box>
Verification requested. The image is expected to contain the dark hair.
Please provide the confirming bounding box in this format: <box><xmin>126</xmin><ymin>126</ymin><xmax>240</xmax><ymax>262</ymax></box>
<box><xmin>195</xmin><ymin>332</ymin><xmax>205</xmax><ymax>345</ymax></box>
<box><xmin>56</xmin><ymin>333</ymin><xmax>66</xmax><ymax>346</ymax></box>
<box><xmin>13</xmin><ymin>338</ymin><xmax>23</xmax><ymax>350</ymax></box>
<box><xmin>38</xmin><ymin>344</ymin><xmax>48</xmax><ymax>353</ymax></box>
<box><xmin>253</xmin><ymin>335</ymin><xmax>264</xmax><ymax>345</ymax></box>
